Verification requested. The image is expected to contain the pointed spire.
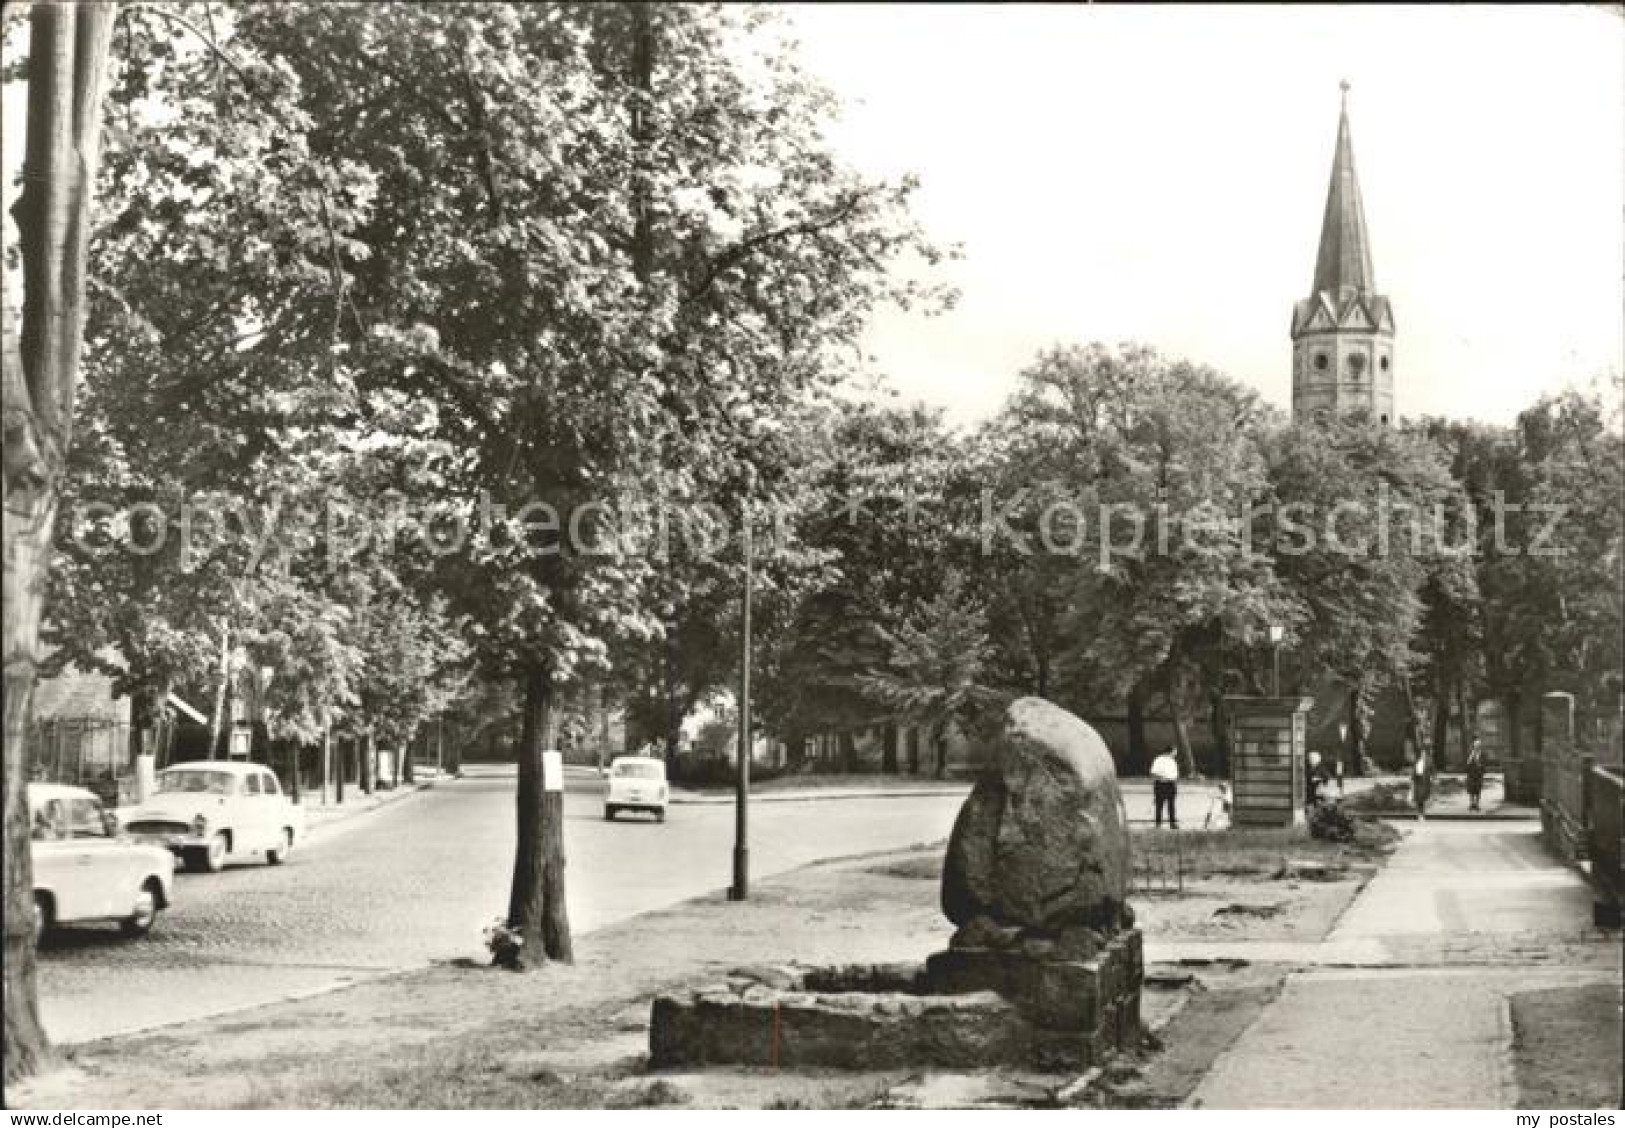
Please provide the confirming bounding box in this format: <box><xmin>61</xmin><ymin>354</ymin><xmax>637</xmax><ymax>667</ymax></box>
<box><xmin>1311</xmin><ymin>81</ymin><xmax>1374</xmax><ymax>298</ymax></box>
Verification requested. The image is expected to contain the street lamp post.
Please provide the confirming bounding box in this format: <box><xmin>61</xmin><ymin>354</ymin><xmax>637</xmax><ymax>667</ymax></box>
<box><xmin>729</xmin><ymin>470</ymin><xmax>755</xmax><ymax>901</ymax></box>
<box><xmin>1267</xmin><ymin>624</ymin><xmax>1284</xmax><ymax>697</ymax></box>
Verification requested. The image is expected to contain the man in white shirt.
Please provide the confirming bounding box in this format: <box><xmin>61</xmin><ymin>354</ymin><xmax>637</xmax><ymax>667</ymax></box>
<box><xmin>1150</xmin><ymin>747</ymin><xmax>1180</xmax><ymax>829</ymax></box>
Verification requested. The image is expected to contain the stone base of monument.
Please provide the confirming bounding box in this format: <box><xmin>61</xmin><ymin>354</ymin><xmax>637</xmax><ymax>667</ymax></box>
<box><xmin>925</xmin><ymin>927</ymin><xmax>1142</xmax><ymax>1045</ymax></box>
<box><xmin>648</xmin><ymin>931</ymin><xmax>1142</xmax><ymax>1073</ymax></box>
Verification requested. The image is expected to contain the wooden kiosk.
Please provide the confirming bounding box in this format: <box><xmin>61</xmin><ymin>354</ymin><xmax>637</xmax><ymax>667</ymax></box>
<box><xmin>1225</xmin><ymin>696</ymin><xmax>1314</xmax><ymax>828</ymax></box>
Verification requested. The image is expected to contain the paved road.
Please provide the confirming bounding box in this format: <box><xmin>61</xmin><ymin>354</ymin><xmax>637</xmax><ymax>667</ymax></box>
<box><xmin>1190</xmin><ymin>821</ymin><xmax>1621</xmax><ymax>1109</ymax></box>
<box><xmin>36</xmin><ymin>767</ymin><xmax>964</xmax><ymax>1044</ymax></box>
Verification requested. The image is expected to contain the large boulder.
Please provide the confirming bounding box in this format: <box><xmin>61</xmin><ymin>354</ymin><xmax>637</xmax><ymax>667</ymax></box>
<box><xmin>942</xmin><ymin>697</ymin><xmax>1129</xmax><ymax>934</ymax></box>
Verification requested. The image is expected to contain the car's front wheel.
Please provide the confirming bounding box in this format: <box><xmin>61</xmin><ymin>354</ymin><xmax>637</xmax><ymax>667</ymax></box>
<box><xmin>119</xmin><ymin>884</ymin><xmax>161</xmax><ymax>938</ymax></box>
<box><xmin>266</xmin><ymin>828</ymin><xmax>292</xmax><ymax>866</ymax></box>
<box><xmin>188</xmin><ymin>832</ymin><xmax>229</xmax><ymax>873</ymax></box>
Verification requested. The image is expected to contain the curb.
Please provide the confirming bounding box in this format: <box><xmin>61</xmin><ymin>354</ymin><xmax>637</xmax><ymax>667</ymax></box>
<box><xmin>1358</xmin><ymin>810</ymin><xmax>1534</xmax><ymax>822</ymax></box>
<box><xmin>302</xmin><ymin>779</ymin><xmax>434</xmax><ymax>836</ymax></box>
<box><xmin>669</xmin><ymin>787</ymin><xmax>970</xmax><ymax>806</ymax></box>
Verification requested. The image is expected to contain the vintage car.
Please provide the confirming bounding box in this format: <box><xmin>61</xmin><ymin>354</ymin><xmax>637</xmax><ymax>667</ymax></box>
<box><xmin>29</xmin><ymin>783</ymin><xmax>175</xmax><ymax>943</ymax></box>
<box><xmin>123</xmin><ymin>761</ymin><xmax>305</xmax><ymax>873</ymax></box>
<box><xmin>603</xmin><ymin>755</ymin><xmax>668</xmax><ymax>822</ymax></box>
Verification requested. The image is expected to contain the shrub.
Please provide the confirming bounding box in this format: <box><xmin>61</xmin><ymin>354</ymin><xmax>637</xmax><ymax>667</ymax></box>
<box><xmin>1308</xmin><ymin>801</ymin><xmax>1357</xmax><ymax>843</ymax></box>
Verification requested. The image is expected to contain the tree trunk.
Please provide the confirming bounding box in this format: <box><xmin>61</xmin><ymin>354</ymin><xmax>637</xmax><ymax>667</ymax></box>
<box><xmin>503</xmin><ymin>666</ymin><xmax>575</xmax><ymax>968</ymax></box>
<box><xmin>933</xmin><ymin>721</ymin><xmax>949</xmax><ymax>780</ymax></box>
<box><xmin>127</xmin><ymin>680</ymin><xmax>164</xmax><ymax>765</ymax></box>
<box><xmin>286</xmin><ymin>740</ymin><xmax>301</xmax><ymax>802</ymax></box>
<box><xmin>881</xmin><ymin>721</ymin><xmax>898</xmax><ymax>774</ymax></box>
<box><xmin>1208</xmin><ymin>691</ymin><xmax>1230</xmax><ymax>777</ymax></box>
<box><xmin>507</xmin><ymin>663</ymin><xmax>572</xmax><ymax>966</ymax></box>
<box><xmin>1169</xmin><ymin>709</ymin><xmax>1195</xmax><ymax>779</ymax></box>
<box><xmin>1504</xmin><ymin>692</ymin><xmax>1522</xmax><ymax>760</ymax></box>
<box><xmin>1345</xmin><ymin>684</ymin><xmax>1370</xmax><ymax>777</ymax></box>
<box><xmin>1126</xmin><ymin>684</ymin><xmax>1148</xmax><ymax>775</ymax></box>
<box><xmin>335</xmin><ymin>736</ymin><xmax>346</xmax><ymax>804</ymax></box>
<box><xmin>3</xmin><ymin>0</ymin><xmax>117</xmax><ymax>1084</ymax></box>
<box><xmin>444</xmin><ymin>721</ymin><xmax>462</xmax><ymax>776</ymax></box>
<box><xmin>362</xmin><ymin>729</ymin><xmax>375</xmax><ymax>795</ymax></box>
<box><xmin>840</xmin><ymin>730</ymin><xmax>857</xmax><ymax>772</ymax></box>
<box><xmin>1456</xmin><ymin>682</ymin><xmax>1475</xmax><ymax>763</ymax></box>
<box><xmin>402</xmin><ymin>736</ymin><xmax>414</xmax><ymax>785</ymax></box>
<box><xmin>1431</xmin><ymin>677</ymin><xmax>1453</xmax><ymax>768</ymax></box>
<box><xmin>907</xmin><ymin>727</ymin><xmax>920</xmax><ymax>775</ymax></box>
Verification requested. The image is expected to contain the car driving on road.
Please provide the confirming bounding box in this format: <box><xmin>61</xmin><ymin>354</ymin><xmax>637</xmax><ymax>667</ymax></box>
<box><xmin>603</xmin><ymin>756</ymin><xmax>668</xmax><ymax>822</ymax></box>
<box><xmin>123</xmin><ymin>761</ymin><xmax>305</xmax><ymax>872</ymax></box>
<box><xmin>29</xmin><ymin>783</ymin><xmax>175</xmax><ymax>944</ymax></box>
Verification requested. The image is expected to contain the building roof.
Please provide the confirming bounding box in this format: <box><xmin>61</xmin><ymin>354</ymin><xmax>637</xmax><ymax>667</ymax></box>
<box><xmin>1310</xmin><ymin>85</ymin><xmax>1376</xmax><ymax>300</ymax></box>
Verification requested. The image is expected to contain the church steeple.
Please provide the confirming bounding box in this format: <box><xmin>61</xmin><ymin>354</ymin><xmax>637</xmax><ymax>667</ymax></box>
<box><xmin>1290</xmin><ymin>83</ymin><xmax>1395</xmax><ymax>425</ymax></box>
<box><xmin>1312</xmin><ymin>82</ymin><xmax>1374</xmax><ymax>299</ymax></box>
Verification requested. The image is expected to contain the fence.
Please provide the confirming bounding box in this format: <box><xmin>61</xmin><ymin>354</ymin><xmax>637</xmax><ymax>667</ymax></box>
<box><xmin>1536</xmin><ymin>691</ymin><xmax>1623</xmax><ymax>923</ymax></box>
<box><xmin>1131</xmin><ymin>832</ymin><xmax>1187</xmax><ymax>893</ymax></box>
<box><xmin>1586</xmin><ymin>765</ymin><xmax>1622</xmax><ymax>923</ymax></box>
<box><xmin>28</xmin><ymin>719</ymin><xmax>136</xmax><ymax>806</ymax></box>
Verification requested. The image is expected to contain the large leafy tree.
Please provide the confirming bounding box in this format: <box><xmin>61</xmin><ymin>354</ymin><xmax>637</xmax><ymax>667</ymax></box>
<box><xmin>755</xmin><ymin>399</ymin><xmax>975</xmax><ymax>768</ymax></box>
<box><xmin>3</xmin><ymin>0</ymin><xmax>118</xmax><ymax>1086</ymax></box>
<box><xmin>1263</xmin><ymin>412</ymin><xmax>1469</xmax><ymax>772</ymax></box>
<box><xmin>1514</xmin><ymin>383</ymin><xmax>1624</xmax><ymax>721</ymax></box>
<box><xmin>986</xmin><ymin>343</ymin><xmax>1294</xmax><ymax>773</ymax></box>
<box><xmin>858</xmin><ymin>571</ymin><xmax>1001</xmax><ymax>778</ymax></box>
<box><xmin>44</xmin><ymin>0</ymin><xmax>376</xmax><ymax>760</ymax></box>
<box><xmin>234</xmin><ymin>1</ymin><xmax>939</xmax><ymax>963</ymax></box>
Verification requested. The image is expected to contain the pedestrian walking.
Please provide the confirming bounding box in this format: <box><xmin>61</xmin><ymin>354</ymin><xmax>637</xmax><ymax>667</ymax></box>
<box><xmin>1150</xmin><ymin>746</ymin><xmax>1180</xmax><ymax>829</ymax></box>
<box><xmin>1464</xmin><ymin>739</ymin><xmax>1486</xmax><ymax>812</ymax></box>
<box><xmin>1411</xmin><ymin>753</ymin><xmax>1432</xmax><ymax>819</ymax></box>
<box><xmin>1306</xmin><ymin>750</ymin><xmax>1329</xmax><ymax>807</ymax></box>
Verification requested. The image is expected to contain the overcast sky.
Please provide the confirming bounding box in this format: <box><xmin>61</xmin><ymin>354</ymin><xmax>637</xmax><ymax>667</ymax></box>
<box><xmin>4</xmin><ymin>5</ymin><xmax>1619</xmax><ymax>429</ymax></box>
<box><xmin>785</xmin><ymin>3</ymin><xmax>1624</xmax><ymax>426</ymax></box>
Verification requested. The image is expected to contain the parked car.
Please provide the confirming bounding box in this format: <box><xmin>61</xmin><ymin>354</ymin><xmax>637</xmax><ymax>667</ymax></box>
<box><xmin>123</xmin><ymin>761</ymin><xmax>305</xmax><ymax>873</ymax></box>
<box><xmin>29</xmin><ymin>783</ymin><xmax>175</xmax><ymax>943</ymax></box>
<box><xmin>604</xmin><ymin>756</ymin><xmax>668</xmax><ymax>822</ymax></box>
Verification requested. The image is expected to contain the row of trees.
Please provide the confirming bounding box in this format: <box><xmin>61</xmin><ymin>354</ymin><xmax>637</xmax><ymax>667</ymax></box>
<box><xmin>4</xmin><ymin>0</ymin><xmax>1618</xmax><ymax>1085</ymax></box>
<box><xmin>2</xmin><ymin>0</ymin><xmax>942</xmax><ymax>1079</ymax></box>
<box><xmin>707</xmin><ymin>348</ymin><xmax>1620</xmax><ymax>781</ymax></box>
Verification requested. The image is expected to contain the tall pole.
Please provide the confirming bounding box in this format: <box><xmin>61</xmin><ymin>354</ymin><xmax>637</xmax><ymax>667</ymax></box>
<box><xmin>1272</xmin><ymin>644</ymin><xmax>1280</xmax><ymax>697</ymax></box>
<box><xmin>730</xmin><ymin>474</ymin><xmax>754</xmax><ymax>901</ymax></box>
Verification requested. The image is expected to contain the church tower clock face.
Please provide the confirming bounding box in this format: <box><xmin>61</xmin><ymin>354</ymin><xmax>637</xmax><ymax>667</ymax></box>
<box><xmin>1290</xmin><ymin>82</ymin><xmax>1394</xmax><ymax>424</ymax></box>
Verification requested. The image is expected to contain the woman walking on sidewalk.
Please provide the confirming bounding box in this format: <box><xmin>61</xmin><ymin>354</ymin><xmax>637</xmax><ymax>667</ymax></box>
<box><xmin>1411</xmin><ymin>753</ymin><xmax>1432</xmax><ymax>819</ymax></box>
<box><xmin>1464</xmin><ymin>739</ymin><xmax>1486</xmax><ymax>812</ymax></box>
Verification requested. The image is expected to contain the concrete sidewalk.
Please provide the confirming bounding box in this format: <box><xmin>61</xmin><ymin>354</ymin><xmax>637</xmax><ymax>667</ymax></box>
<box><xmin>1189</xmin><ymin>820</ymin><xmax>1621</xmax><ymax>1109</ymax></box>
<box><xmin>300</xmin><ymin>777</ymin><xmax>435</xmax><ymax>834</ymax></box>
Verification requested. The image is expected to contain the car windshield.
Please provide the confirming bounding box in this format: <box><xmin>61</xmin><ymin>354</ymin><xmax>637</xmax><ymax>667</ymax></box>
<box><xmin>613</xmin><ymin>762</ymin><xmax>663</xmax><ymax>780</ymax></box>
<box><xmin>157</xmin><ymin>770</ymin><xmax>236</xmax><ymax>795</ymax></box>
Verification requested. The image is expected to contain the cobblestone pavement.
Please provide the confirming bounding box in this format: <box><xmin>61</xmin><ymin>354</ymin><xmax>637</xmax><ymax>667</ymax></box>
<box><xmin>36</xmin><ymin>771</ymin><xmax>965</xmax><ymax>1044</ymax></box>
<box><xmin>1190</xmin><ymin>820</ymin><xmax>1622</xmax><ymax>1108</ymax></box>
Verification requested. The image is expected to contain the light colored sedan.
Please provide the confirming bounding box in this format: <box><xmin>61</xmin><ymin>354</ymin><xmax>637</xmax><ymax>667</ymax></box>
<box><xmin>604</xmin><ymin>756</ymin><xmax>668</xmax><ymax>822</ymax></box>
<box><xmin>124</xmin><ymin>761</ymin><xmax>305</xmax><ymax>873</ymax></box>
<box><xmin>29</xmin><ymin>783</ymin><xmax>175</xmax><ymax>943</ymax></box>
